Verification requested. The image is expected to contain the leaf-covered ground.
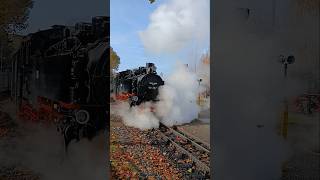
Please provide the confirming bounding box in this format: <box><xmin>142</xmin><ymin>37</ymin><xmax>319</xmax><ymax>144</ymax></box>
<box><xmin>110</xmin><ymin>114</ymin><xmax>181</xmax><ymax>179</ymax></box>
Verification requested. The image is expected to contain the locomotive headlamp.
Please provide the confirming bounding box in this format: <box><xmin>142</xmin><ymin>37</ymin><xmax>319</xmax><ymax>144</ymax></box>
<box><xmin>74</xmin><ymin>109</ymin><xmax>90</xmax><ymax>124</ymax></box>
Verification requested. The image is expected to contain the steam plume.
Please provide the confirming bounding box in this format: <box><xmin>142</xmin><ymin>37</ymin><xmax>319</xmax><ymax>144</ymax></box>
<box><xmin>155</xmin><ymin>62</ymin><xmax>200</xmax><ymax>126</ymax></box>
<box><xmin>139</xmin><ymin>0</ymin><xmax>210</xmax><ymax>54</ymax></box>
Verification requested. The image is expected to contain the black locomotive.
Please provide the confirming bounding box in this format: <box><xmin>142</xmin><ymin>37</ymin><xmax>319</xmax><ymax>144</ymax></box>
<box><xmin>112</xmin><ymin>63</ymin><xmax>164</xmax><ymax>106</ymax></box>
<box><xmin>12</xmin><ymin>16</ymin><xmax>109</xmax><ymax>147</ymax></box>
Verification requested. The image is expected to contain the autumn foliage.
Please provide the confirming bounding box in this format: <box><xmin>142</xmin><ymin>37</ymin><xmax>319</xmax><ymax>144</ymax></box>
<box><xmin>0</xmin><ymin>0</ymin><xmax>33</xmax><ymax>34</ymax></box>
<box><xmin>295</xmin><ymin>0</ymin><xmax>320</xmax><ymax>15</ymax></box>
<box><xmin>110</xmin><ymin>47</ymin><xmax>120</xmax><ymax>72</ymax></box>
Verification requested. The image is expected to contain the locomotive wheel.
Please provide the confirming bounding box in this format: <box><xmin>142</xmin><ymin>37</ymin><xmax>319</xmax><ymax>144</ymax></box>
<box><xmin>82</xmin><ymin>124</ymin><xmax>97</xmax><ymax>140</ymax></box>
<box><xmin>64</xmin><ymin>125</ymin><xmax>80</xmax><ymax>148</ymax></box>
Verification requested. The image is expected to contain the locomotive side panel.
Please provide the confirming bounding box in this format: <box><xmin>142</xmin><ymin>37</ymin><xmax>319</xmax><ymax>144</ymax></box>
<box><xmin>87</xmin><ymin>41</ymin><xmax>109</xmax><ymax>106</ymax></box>
<box><xmin>31</xmin><ymin>55</ymin><xmax>72</xmax><ymax>104</ymax></box>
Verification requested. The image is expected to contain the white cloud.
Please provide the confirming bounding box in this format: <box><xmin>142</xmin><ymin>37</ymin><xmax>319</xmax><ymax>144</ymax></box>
<box><xmin>139</xmin><ymin>0</ymin><xmax>210</xmax><ymax>54</ymax></box>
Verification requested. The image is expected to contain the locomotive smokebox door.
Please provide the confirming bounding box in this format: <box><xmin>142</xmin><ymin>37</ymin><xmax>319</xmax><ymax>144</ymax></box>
<box><xmin>74</xmin><ymin>109</ymin><xmax>90</xmax><ymax>124</ymax></box>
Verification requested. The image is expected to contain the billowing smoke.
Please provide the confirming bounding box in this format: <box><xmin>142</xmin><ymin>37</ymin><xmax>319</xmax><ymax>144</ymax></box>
<box><xmin>139</xmin><ymin>0</ymin><xmax>210</xmax><ymax>54</ymax></box>
<box><xmin>113</xmin><ymin>102</ymin><xmax>160</xmax><ymax>130</ymax></box>
<box><xmin>155</xmin><ymin>62</ymin><xmax>200</xmax><ymax>126</ymax></box>
<box><xmin>0</xmin><ymin>99</ymin><xmax>107</xmax><ymax>180</ymax></box>
<box><xmin>0</xmin><ymin>124</ymin><xmax>107</xmax><ymax>180</ymax></box>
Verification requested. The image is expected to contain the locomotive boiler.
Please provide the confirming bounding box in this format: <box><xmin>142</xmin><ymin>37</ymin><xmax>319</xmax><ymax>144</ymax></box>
<box><xmin>13</xmin><ymin>16</ymin><xmax>109</xmax><ymax>148</ymax></box>
<box><xmin>113</xmin><ymin>63</ymin><xmax>164</xmax><ymax>106</ymax></box>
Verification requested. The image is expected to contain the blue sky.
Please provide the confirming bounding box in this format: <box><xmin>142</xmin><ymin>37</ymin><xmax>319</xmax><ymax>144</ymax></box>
<box><xmin>111</xmin><ymin>0</ymin><xmax>170</xmax><ymax>74</ymax></box>
<box><xmin>111</xmin><ymin>0</ymin><xmax>209</xmax><ymax>75</ymax></box>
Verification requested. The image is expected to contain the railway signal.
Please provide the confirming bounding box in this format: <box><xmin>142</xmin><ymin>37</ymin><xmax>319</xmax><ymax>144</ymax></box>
<box><xmin>279</xmin><ymin>55</ymin><xmax>295</xmax><ymax>77</ymax></box>
<box><xmin>278</xmin><ymin>55</ymin><xmax>295</xmax><ymax>139</ymax></box>
<box><xmin>197</xmin><ymin>79</ymin><xmax>204</xmax><ymax>106</ymax></box>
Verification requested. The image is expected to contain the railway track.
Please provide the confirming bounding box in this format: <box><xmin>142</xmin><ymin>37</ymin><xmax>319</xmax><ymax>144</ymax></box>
<box><xmin>0</xmin><ymin>166</ymin><xmax>40</xmax><ymax>180</ymax></box>
<box><xmin>110</xmin><ymin>121</ymin><xmax>182</xmax><ymax>179</ymax></box>
<box><xmin>174</xmin><ymin>125</ymin><xmax>211</xmax><ymax>151</ymax></box>
<box><xmin>111</xmin><ymin>114</ymin><xmax>211</xmax><ymax>179</ymax></box>
<box><xmin>154</xmin><ymin>123</ymin><xmax>211</xmax><ymax>179</ymax></box>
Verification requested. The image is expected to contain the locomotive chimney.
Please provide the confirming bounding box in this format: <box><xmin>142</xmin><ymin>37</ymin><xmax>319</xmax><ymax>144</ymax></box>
<box><xmin>92</xmin><ymin>16</ymin><xmax>109</xmax><ymax>39</ymax></box>
<box><xmin>146</xmin><ymin>63</ymin><xmax>156</xmax><ymax>74</ymax></box>
<box><xmin>146</xmin><ymin>63</ymin><xmax>154</xmax><ymax>68</ymax></box>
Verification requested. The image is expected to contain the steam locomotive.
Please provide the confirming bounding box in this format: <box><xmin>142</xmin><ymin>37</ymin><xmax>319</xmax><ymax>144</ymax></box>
<box><xmin>12</xmin><ymin>16</ymin><xmax>109</xmax><ymax>147</ymax></box>
<box><xmin>112</xmin><ymin>63</ymin><xmax>164</xmax><ymax>106</ymax></box>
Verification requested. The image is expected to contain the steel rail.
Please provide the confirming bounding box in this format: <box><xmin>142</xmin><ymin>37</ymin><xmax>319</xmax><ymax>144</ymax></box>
<box><xmin>159</xmin><ymin>123</ymin><xmax>210</xmax><ymax>174</ymax></box>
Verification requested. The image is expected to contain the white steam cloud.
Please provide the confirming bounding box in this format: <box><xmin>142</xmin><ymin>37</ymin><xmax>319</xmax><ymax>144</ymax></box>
<box><xmin>113</xmin><ymin>102</ymin><xmax>160</xmax><ymax>130</ymax></box>
<box><xmin>139</xmin><ymin>0</ymin><xmax>210</xmax><ymax>54</ymax></box>
<box><xmin>155</xmin><ymin>63</ymin><xmax>200</xmax><ymax>126</ymax></box>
